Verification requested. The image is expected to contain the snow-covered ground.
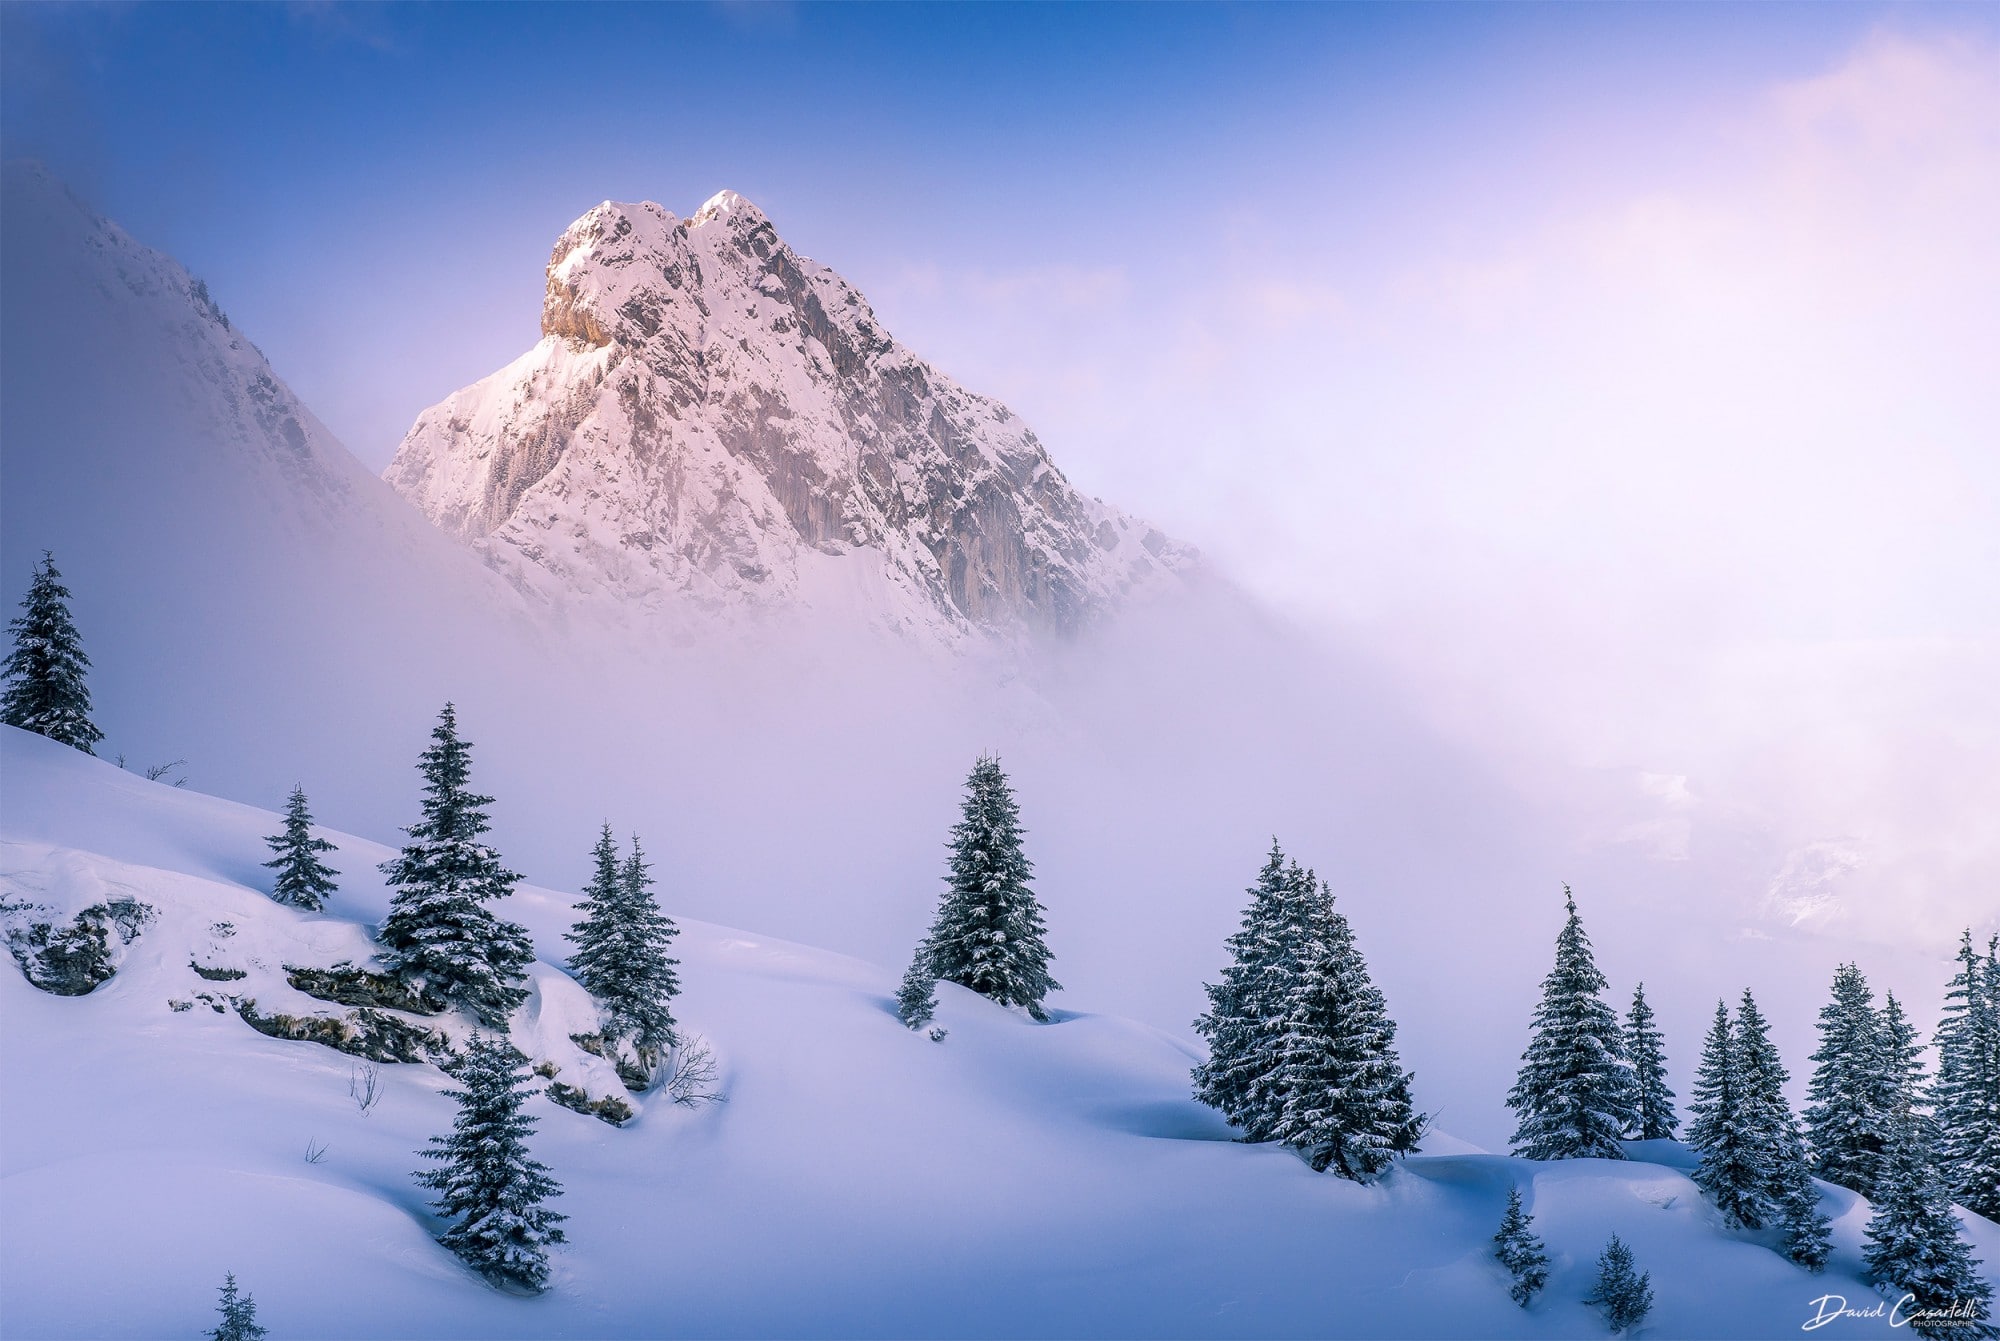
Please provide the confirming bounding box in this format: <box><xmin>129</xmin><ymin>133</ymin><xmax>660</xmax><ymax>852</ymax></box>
<box><xmin>5</xmin><ymin>726</ymin><xmax>1991</xmax><ymax>1338</ymax></box>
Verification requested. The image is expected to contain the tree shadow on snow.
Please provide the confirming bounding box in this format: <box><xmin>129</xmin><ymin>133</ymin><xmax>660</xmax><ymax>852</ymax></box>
<box><xmin>1090</xmin><ymin>1098</ymin><xmax>1238</xmax><ymax>1143</ymax></box>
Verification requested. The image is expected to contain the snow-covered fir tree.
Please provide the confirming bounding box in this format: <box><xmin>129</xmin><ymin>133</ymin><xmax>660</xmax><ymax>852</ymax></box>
<box><xmin>1805</xmin><ymin>962</ymin><xmax>1890</xmax><ymax>1197</ymax></box>
<box><xmin>1190</xmin><ymin>849</ymin><xmax>1420</xmax><ymax>1177</ymax></box>
<box><xmin>1776</xmin><ymin>1149</ymin><xmax>1834</xmax><ymax>1273</ymax></box>
<box><xmin>1934</xmin><ymin>932</ymin><xmax>2000</xmax><ymax>1221</ymax></box>
<box><xmin>204</xmin><ymin>1272</ymin><xmax>267</xmax><ymax>1341</ymax></box>
<box><xmin>262</xmin><ymin>785</ymin><xmax>338</xmax><ymax>911</ymax></box>
<box><xmin>1583</xmin><ymin>1234</ymin><xmax>1654</xmax><ymax>1334</ymax></box>
<box><xmin>1506</xmin><ymin>886</ymin><xmax>1637</xmax><ymax>1160</ymax></box>
<box><xmin>1883</xmin><ymin>992</ymin><xmax>1928</xmax><ymax>1109</ymax></box>
<box><xmin>416</xmin><ymin>1034</ymin><xmax>567</xmax><ymax>1293</ymax></box>
<box><xmin>1193</xmin><ymin>842</ymin><xmax>1307</xmax><ymax>1139</ymax></box>
<box><xmin>1263</xmin><ymin>874</ymin><xmax>1424</xmax><ymax>1180</ymax></box>
<box><xmin>565</xmin><ymin>827</ymin><xmax>681</xmax><ymax>1066</ymax></box>
<box><xmin>1</xmin><ymin>552</ymin><xmax>102</xmax><ymax>755</ymax></box>
<box><xmin>1688</xmin><ymin>999</ymin><xmax>1768</xmax><ymax>1227</ymax></box>
<box><xmin>896</xmin><ymin>945</ymin><xmax>938</xmax><ymax>1030</ymax></box>
<box><xmin>1687</xmin><ymin>989</ymin><xmax>1834</xmax><ymax>1267</ymax></box>
<box><xmin>1736</xmin><ymin>987</ymin><xmax>1829</xmax><ymax>1269</ymax></box>
<box><xmin>1863</xmin><ymin>1119</ymin><xmax>1997</xmax><ymax>1341</ymax></box>
<box><xmin>1492</xmin><ymin>1186</ymin><xmax>1550</xmax><ymax>1307</ymax></box>
<box><xmin>377</xmin><ymin>704</ymin><xmax>535</xmax><ymax>1026</ymax></box>
<box><xmin>920</xmin><ymin>755</ymin><xmax>1059</xmax><ymax>1021</ymax></box>
<box><xmin>1626</xmin><ymin>981</ymin><xmax>1677</xmax><ymax>1140</ymax></box>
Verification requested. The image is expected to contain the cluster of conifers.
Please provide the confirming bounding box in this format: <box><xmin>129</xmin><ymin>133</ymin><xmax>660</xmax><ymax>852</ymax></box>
<box><xmin>1190</xmin><ymin>857</ymin><xmax>1998</xmax><ymax>1338</ymax></box>
<box><xmin>8</xmin><ymin>554</ymin><xmax>1997</xmax><ymax>1336</ymax></box>
<box><xmin>258</xmin><ymin>703</ymin><xmax>685</xmax><ymax>1295</ymax></box>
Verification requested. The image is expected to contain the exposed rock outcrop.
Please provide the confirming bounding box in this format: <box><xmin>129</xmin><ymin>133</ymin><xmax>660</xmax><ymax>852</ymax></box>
<box><xmin>4</xmin><ymin>897</ymin><xmax>154</xmax><ymax>996</ymax></box>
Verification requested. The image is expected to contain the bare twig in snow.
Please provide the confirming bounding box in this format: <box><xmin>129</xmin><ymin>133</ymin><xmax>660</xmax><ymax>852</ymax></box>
<box><xmin>664</xmin><ymin>1034</ymin><xmax>723</xmax><ymax>1108</ymax></box>
<box><xmin>349</xmin><ymin>1061</ymin><xmax>383</xmax><ymax>1115</ymax></box>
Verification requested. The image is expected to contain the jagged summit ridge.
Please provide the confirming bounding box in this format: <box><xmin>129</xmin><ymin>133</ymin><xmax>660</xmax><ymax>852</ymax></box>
<box><xmin>385</xmin><ymin>190</ymin><xmax>1195</xmax><ymax>646</ymax></box>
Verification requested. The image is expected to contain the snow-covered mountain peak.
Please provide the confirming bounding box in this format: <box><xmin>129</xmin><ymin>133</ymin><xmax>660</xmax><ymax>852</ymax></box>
<box><xmin>389</xmin><ymin>188</ymin><xmax>1197</xmax><ymax>649</ymax></box>
<box><xmin>688</xmin><ymin>187</ymin><xmax>763</xmax><ymax>229</ymax></box>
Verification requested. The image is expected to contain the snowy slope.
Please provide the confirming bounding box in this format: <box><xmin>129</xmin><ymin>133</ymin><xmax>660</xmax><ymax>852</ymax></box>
<box><xmin>384</xmin><ymin>191</ymin><xmax>1197</xmax><ymax>649</ymax></box>
<box><xmin>6</xmin><ymin>727</ymin><xmax>1992</xmax><ymax>1339</ymax></box>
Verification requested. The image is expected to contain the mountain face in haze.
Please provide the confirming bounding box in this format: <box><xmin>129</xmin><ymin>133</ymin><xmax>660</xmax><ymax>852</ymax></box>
<box><xmin>384</xmin><ymin>191</ymin><xmax>1195</xmax><ymax>647</ymax></box>
<box><xmin>0</xmin><ymin>159</ymin><xmax>538</xmax><ymax>822</ymax></box>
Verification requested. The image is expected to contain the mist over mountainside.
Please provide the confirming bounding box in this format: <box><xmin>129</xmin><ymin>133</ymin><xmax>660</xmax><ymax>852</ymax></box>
<box><xmin>0</xmin><ymin>158</ymin><xmax>547</xmax><ymax>802</ymax></box>
<box><xmin>384</xmin><ymin>190</ymin><xmax>1197</xmax><ymax>648</ymax></box>
<box><xmin>0</xmin><ymin>162</ymin><xmax>1971</xmax><ymax>1157</ymax></box>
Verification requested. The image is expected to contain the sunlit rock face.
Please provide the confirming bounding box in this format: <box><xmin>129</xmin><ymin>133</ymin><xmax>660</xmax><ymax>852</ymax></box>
<box><xmin>385</xmin><ymin>190</ymin><xmax>1195</xmax><ymax>648</ymax></box>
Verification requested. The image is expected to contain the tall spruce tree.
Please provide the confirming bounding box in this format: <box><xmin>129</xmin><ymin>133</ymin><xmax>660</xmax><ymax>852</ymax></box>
<box><xmin>1805</xmin><ymin>962</ymin><xmax>1890</xmax><ymax>1197</ymax></box>
<box><xmin>204</xmin><ymin>1272</ymin><xmax>268</xmax><ymax>1341</ymax></box>
<box><xmin>1626</xmin><ymin>982</ymin><xmax>1678</xmax><ymax>1140</ymax></box>
<box><xmin>1</xmin><ymin>552</ymin><xmax>102</xmax><ymax>754</ymax></box>
<box><xmin>1737</xmin><ymin>987</ymin><xmax>1830</xmax><ymax>1270</ymax></box>
<box><xmin>1507</xmin><ymin>886</ymin><xmax>1638</xmax><ymax>1160</ymax></box>
<box><xmin>1193</xmin><ymin>843</ymin><xmax>1305</xmax><ymax>1138</ymax></box>
<box><xmin>262</xmin><ymin>786</ymin><xmax>339</xmax><ymax>911</ymax></box>
<box><xmin>1883</xmin><ymin>993</ymin><xmax>1928</xmax><ymax>1109</ymax></box>
<box><xmin>416</xmin><ymin>1035</ymin><xmax>567</xmax><ymax>1293</ymax></box>
<box><xmin>1863</xmin><ymin>1119</ymin><xmax>1997</xmax><ymax>1341</ymax></box>
<box><xmin>1264</xmin><ymin>874</ymin><xmax>1424</xmax><ymax>1180</ymax></box>
<box><xmin>377</xmin><ymin>705</ymin><xmax>535</xmax><ymax>1026</ymax></box>
<box><xmin>1880</xmin><ymin>991</ymin><xmax>1942</xmax><ymax>1152</ymax></box>
<box><xmin>1933</xmin><ymin>932</ymin><xmax>2000</xmax><ymax>1222</ymax></box>
<box><xmin>920</xmin><ymin>756</ymin><xmax>1059</xmax><ymax>1021</ymax></box>
<box><xmin>565</xmin><ymin>827</ymin><xmax>681</xmax><ymax>1064</ymax></box>
<box><xmin>1688</xmin><ymin>999</ymin><xmax>1768</xmax><ymax>1227</ymax></box>
<box><xmin>1492</xmin><ymin>1186</ymin><xmax>1551</xmax><ymax>1307</ymax></box>
<box><xmin>1583</xmin><ymin>1235</ymin><xmax>1655</xmax><ymax>1334</ymax></box>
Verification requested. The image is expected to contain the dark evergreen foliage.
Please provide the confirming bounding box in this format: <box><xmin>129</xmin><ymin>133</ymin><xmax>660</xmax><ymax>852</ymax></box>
<box><xmin>1583</xmin><ymin>1234</ymin><xmax>1655</xmax><ymax>1334</ymax></box>
<box><xmin>416</xmin><ymin>1034</ymin><xmax>567</xmax><ymax>1293</ymax></box>
<box><xmin>377</xmin><ymin>705</ymin><xmax>535</xmax><ymax>1026</ymax></box>
<box><xmin>1934</xmin><ymin>932</ymin><xmax>2000</xmax><ymax>1222</ymax></box>
<box><xmin>1263</xmin><ymin>875</ymin><xmax>1424</xmax><ymax>1180</ymax></box>
<box><xmin>1687</xmin><ymin>988</ymin><xmax>1830</xmax><ymax>1265</ymax></box>
<box><xmin>1805</xmin><ymin>963</ymin><xmax>1891</xmax><ymax>1198</ymax></box>
<box><xmin>565</xmin><ymin>826</ymin><xmax>681</xmax><ymax>1061</ymax></box>
<box><xmin>1492</xmin><ymin>1186</ymin><xmax>1550</xmax><ymax>1307</ymax></box>
<box><xmin>262</xmin><ymin>785</ymin><xmax>339</xmax><ymax>911</ymax></box>
<box><xmin>1688</xmin><ymin>999</ymin><xmax>1767</xmax><ymax>1227</ymax></box>
<box><xmin>1863</xmin><ymin>1121</ymin><xmax>1997</xmax><ymax>1340</ymax></box>
<box><xmin>1192</xmin><ymin>842</ymin><xmax>1303</xmax><ymax>1138</ymax></box>
<box><xmin>1</xmin><ymin>552</ymin><xmax>102</xmax><ymax>754</ymax></box>
<box><xmin>1777</xmin><ymin>1151</ymin><xmax>1835</xmax><ymax>1273</ymax></box>
<box><xmin>1626</xmin><ymin>981</ymin><xmax>1677</xmax><ymax>1140</ymax></box>
<box><xmin>895</xmin><ymin>946</ymin><xmax>938</xmax><ymax>1030</ymax></box>
<box><xmin>204</xmin><ymin>1272</ymin><xmax>267</xmax><ymax>1341</ymax></box>
<box><xmin>1192</xmin><ymin>844</ymin><xmax>1422</xmax><ymax>1179</ymax></box>
<box><xmin>1738</xmin><ymin>989</ymin><xmax>1834</xmax><ymax>1267</ymax></box>
<box><xmin>1507</xmin><ymin>887</ymin><xmax>1637</xmax><ymax>1160</ymax></box>
<box><xmin>920</xmin><ymin>756</ymin><xmax>1059</xmax><ymax>1020</ymax></box>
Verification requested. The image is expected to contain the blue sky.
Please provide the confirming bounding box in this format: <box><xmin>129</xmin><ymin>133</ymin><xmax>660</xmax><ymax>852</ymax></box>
<box><xmin>3</xmin><ymin>2</ymin><xmax>1958</xmax><ymax>464</ymax></box>
<box><xmin>5</xmin><ymin>2</ymin><xmax>1998</xmax><ymax>944</ymax></box>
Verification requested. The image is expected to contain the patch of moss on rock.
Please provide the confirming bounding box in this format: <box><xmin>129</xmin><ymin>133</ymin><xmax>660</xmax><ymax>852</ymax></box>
<box><xmin>235</xmin><ymin>998</ymin><xmax>452</xmax><ymax>1064</ymax></box>
<box><xmin>546</xmin><ymin>1080</ymin><xmax>634</xmax><ymax>1126</ymax></box>
<box><xmin>285</xmin><ymin>962</ymin><xmax>443</xmax><ymax>1014</ymax></box>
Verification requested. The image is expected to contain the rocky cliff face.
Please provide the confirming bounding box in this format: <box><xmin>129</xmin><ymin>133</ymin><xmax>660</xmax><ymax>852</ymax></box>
<box><xmin>384</xmin><ymin>191</ymin><xmax>1194</xmax><ymax>647</ymax></box>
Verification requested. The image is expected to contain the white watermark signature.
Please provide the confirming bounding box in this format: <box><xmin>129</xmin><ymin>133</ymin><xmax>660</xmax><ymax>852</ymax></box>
<box><xmin>1804</xmin><ymin>1293</ymin><xmax>1987</xmax><ymax>1331</ymax></box>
